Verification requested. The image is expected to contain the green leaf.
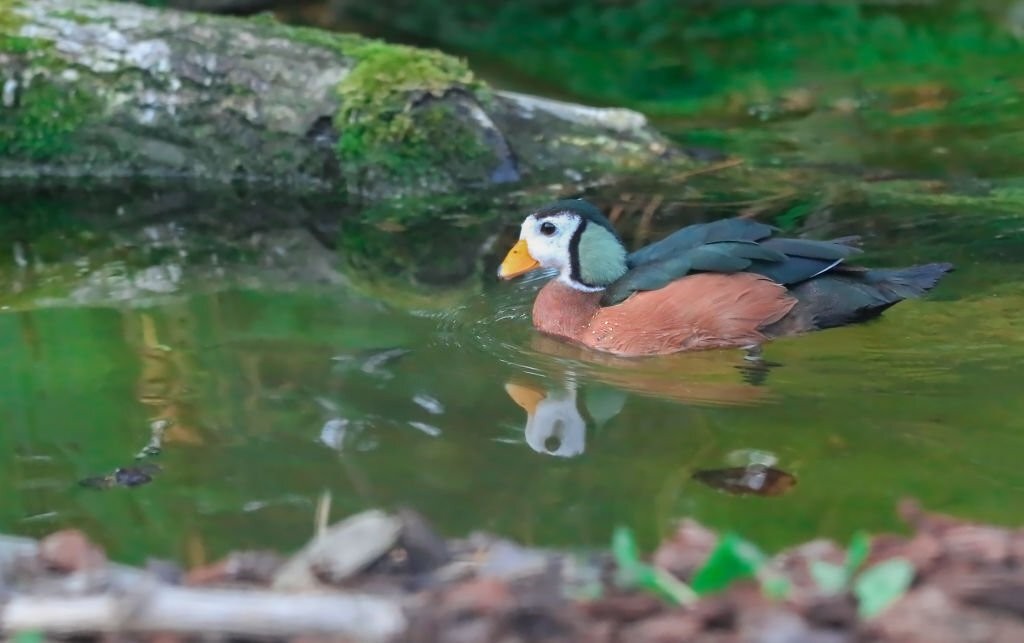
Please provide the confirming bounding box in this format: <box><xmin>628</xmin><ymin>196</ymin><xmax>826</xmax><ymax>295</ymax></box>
<box><xmin>844</xmin><ymin>531</ymin><xmax>871</xmax><ymax>578</ymax></box>
<box><xmin>610</xmin><ymin>526</ymin><xmax>697</xmax><ymax>606</ymax></box>
<box><xmin>855</xmin><ymin>558</ymin><xmax>915</xmax><ymax>620</ymax></box>
<box><xmin>810</xmin><ymin>560</ymin><xmax>848</xmax><ymax>595</ymax></box>
<box><xmin>648</xmin><ymin>566</ymin><xmax>699</xmax><ymax>606</ymax></box>
<box><xmin>612</xmin><ymin>525</ymin><xmax>642</xmax><ymax>577</ymax></box>
<box><xmin>691</xmin><ymin>533</ymin><xmax>765</xmax><ymax>595</ymax></box>
<box><xmin>810</xmin><ymin>531</ymin><xmax>872</xmax><ymax>595</ymax></box>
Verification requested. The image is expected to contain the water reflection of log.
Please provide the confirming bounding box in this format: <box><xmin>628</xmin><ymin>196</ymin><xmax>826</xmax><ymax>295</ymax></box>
<box><xmin>128</xmin><ymin>312</ymin><xmax>205</xmax><ymax>450</ymax></box>
<box><xmin>230</xmin><ymin>339</ymin><xmax>340</xmax><ymax>429</ymax></box>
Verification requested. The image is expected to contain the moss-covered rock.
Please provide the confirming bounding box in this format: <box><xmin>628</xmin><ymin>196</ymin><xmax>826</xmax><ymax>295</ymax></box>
<box><xmin>0</xmin><ymin>74</ymin><xmax>97</xmax><ymax>160</ymax></box>
<box><xmin>333</xmin><ymin>42</ymin><xmax>501</xmax><ymax>196</ymax></box>
<box><xmin>254</xmin><ymin>18</ymin><xmax>511</xmax><ymax>197</ymax></box>
<box><xmin>0</xmin><ymin>0</ymin><xmax>99</xmax><ymax>162</ymax></box>
<box><xmin>0</xmin><ymin>0</ymin><xmax>673</xmax><ymax>200</ymax></box>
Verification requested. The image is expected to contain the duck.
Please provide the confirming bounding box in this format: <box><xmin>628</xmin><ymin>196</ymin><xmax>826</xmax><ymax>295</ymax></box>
<box><xmin>497</xmin><ymin>199</ymin><xmax>953</xmax><ymax>357</ymax></box>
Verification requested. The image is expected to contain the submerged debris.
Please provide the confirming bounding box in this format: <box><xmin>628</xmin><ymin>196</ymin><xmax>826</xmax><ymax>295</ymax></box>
<box><xmin>78</xmin><ymin>462</ymin><xmax>162</xmax><ymax>489</ymax></box>
<box><xmin>692</xmin><ymin>465</ymin><xmax>797</xmax><ymax>497</ymax></box>
<box><xmin>332</xmin><ymin>346</ymin><xmax>412</xmax><ymax>379</ymax></box>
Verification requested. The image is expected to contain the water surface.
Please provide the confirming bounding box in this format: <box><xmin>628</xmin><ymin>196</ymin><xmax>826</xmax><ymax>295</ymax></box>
<box><xmin>1</xmin><ymin>177</ymin><xmax>1022</xmax><ymax>566</ymax></box>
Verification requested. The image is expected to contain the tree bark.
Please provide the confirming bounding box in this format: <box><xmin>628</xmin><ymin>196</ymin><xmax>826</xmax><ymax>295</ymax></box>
<box><xmin>0</xmin><ymin>0</ymin><xmax>676</xmax><ymax>200</ymax></box>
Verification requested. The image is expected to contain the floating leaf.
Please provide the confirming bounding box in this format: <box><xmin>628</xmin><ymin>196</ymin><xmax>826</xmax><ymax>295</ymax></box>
<box><xmin>691</xmin><ymin>465</ymin><xmax>797</xmax><ymax>497</ymax></box>
<box><xmin>691</xmin><ymin>533</ymin><xmax>765</xmax><ymax>595</ymax></box>
<box><xmin>855</xmin><ymin>558</ymin><xmax>914</xmax><ymax>619</ymax></box>
<box><xmin>810</xmin><ymin>560</ymin><xmax>848</xmax><ymax>595</ymax></box>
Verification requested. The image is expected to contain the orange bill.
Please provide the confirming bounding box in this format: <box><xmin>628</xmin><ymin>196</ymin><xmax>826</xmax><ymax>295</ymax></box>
<box><xmin>504</xmin><ymin>381</ymin><xmax>546</xmax><ymax>414</ymax></box>
<box><xmin>497</xmin><ymin>239</ymin><xmax>540</xmax><ymax>279</ymax></box>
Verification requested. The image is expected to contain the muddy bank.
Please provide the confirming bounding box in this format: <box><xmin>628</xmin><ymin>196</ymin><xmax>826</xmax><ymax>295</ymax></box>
<box><xmin>2</xmin><ymin>501</ymin><xmax>1023</xmax><ymax>642</ymax></box>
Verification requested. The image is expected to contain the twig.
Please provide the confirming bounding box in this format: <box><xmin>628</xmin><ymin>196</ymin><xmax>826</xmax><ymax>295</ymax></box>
<box><xmin>669</xmin><ymin>157</ymin><xmax>744</xmax><ymax>182</ymax></box>
<box><xmin>316</xmin><ymin>489</ymin><xmax>332</xmax><ymax>538</ymax></box>
<box><xmin>633</xmin><ymin>194</ymin><xmax>664</xmax><ymax>249</ymax></box>
<box><xmin>670</xmin><ymin>189</ymin><xmax>798</xmax><ymax>209</ymax></box>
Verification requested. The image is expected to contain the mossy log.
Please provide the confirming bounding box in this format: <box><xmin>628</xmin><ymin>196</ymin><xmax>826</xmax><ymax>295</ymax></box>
<box><xmin>0</xmin><ymin>0</ymin><xmax>675</xmax><ymax>199</ymax></box>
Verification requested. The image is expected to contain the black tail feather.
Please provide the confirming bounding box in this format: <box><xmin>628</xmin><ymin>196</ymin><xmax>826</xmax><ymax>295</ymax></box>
<box><xmin>776</xmin><ymin>262</ymin><xmax>954</xmax><ymax>333</ymax></box>
<box><xmin>867</xmin><ymin>262</ymin><xmax>955</xmax><ymax>299</ymax></box>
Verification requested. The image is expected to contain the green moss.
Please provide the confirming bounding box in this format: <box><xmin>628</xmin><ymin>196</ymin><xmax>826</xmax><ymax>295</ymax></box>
<box><xmin>258</xmin><ymin>19</ymin><xmax>494</xmax><ymax>188</ymax></box>
<box><xmin>338</xmin><ymin>99</ymin><xmax>493</xmax><ymax>187</ymax></box>
<box><xmin>1</xmin><ymin>1</ymin><xmax>94</xmax><ymax>161</ymax></box>
<box><xmin>332</xmin><ymin>40</ymin><xmax>493</xmax><ymax>186</ymax></box>
<box><xmin>0</xmin><ymin>0</ymin><xmax>25</xmax><ymax>48</ymax></box>
<box><xmin>0</xmin><ymin>78</ymin><xmax>96</xmax><ymax>160</ymax></box>
<box><xmin>0</xmin><ymin>0</ymin><xmax>97</xmax><ymax>161</ymax></box>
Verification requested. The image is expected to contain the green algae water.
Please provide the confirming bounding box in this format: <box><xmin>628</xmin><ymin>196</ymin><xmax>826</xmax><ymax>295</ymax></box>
<box><xmin>1</xmin><ymin>174</ymin><xmax>1022</xmax><ymax>565</ymax></box>
<box><xmin>4</xmin><ymin>10</ymin><xmax>1024</xmax><ymax>559</ymax></box>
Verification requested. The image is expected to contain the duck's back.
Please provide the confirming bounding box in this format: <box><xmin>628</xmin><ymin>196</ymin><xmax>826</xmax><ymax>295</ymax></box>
<box><xmin>604</xmin><ymin>218</ymin><xmax>864</xmax><ymax>306</ymax></box>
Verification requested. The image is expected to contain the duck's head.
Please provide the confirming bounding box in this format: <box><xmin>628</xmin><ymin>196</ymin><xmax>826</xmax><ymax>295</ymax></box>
<box><xmin>497</xmin><ymin>199</ymin><xmax>628</xmax><ymax>291</ymax></box>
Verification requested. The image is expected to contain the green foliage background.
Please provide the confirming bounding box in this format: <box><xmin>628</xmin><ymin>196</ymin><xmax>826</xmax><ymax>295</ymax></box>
<box><xmin>330</xmin><ymin>0</ymin><xmax>1024</xmax><ymax>114</ymax></box>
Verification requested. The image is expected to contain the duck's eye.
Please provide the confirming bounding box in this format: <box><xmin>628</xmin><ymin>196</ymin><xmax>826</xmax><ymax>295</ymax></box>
<box><xmin>540</xmin><ymin>222</ymin><xmax>557</xmax><ymax>236</ymax></box>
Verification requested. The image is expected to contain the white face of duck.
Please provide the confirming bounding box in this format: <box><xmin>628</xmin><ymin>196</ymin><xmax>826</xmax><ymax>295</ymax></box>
<box><xmin>498</xmin><ymin>211</ymin><xmax>627</xmax><ymax>291</ymax></box>
<box><xmin>522</xmin><ymin>213</ymin><xmax>589</xmax><ymax>287</ymax></box>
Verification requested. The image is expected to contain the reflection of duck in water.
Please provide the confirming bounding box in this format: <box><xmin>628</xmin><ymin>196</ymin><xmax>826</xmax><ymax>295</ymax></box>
<box><xmin>498</xmin><ymin>199</ymin><xmax>952</xmax><ymax>357</ymax></box>
<box><xmin>503</xmin><ymin>379</ymin><xmax>798</xmax><ymax>500</ymax></box>
<box><xmin>504</xmin><ymin>379</ymin><xmax>626</xmax><ymax>458</ymax></box>
<box><xmin>528</xmin><ymin>333</ymin><xmax>776</xmax><ymax>406</ymax></box>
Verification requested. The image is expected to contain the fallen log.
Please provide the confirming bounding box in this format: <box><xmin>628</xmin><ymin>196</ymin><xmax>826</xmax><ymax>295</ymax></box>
<box><xmin>0</xmin><ymin>533</ymin><xmax>406</xmax><ymax>641</ymax></box>
<box><xmin>0</xmin><ymin>0</ymin><xmax>675</xmax><ymax>200</ymax></box>
<box><xmin>2</xmin><ymin>589</ymin><xmax>406</xmax><ymax>640</ymax></box>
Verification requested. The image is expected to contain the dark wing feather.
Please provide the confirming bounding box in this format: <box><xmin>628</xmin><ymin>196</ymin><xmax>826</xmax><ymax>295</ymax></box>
<box><xmin>748</xmin><ymin>256</ymin><xmax>843</xmax><ymax>284</ymax></box>
<box><xmin>758</xmin><ymin>238</ymin><xmax>861</xmax><ymax>261</ymax></box>
<box><xmin>626</xmin><ymin>219</ymin><xmax>776</xmax><ymax>267</ymax></box>
<box><xmin>601</xmin><ymin>217</ymin><xmax>865</xmax><ymax>307</ymax></box>
<box><xmin>603</xmin><ymin>243</ymin><xmax>768</xmax><ymax>306</ymax></box>
<box><xmin>601</xmin><ymin>256</ymin><xmax>693</xmax><ymax>306</ymax></box>
<box><xmin>752</xmin><ymin>238</ymin><xmax>862</xmax><ymax>284</ymax></box>
<box><xmin>699</xmin><ymin>241</ymin><xmax>788</xmax><ymax>263</ymax></box>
